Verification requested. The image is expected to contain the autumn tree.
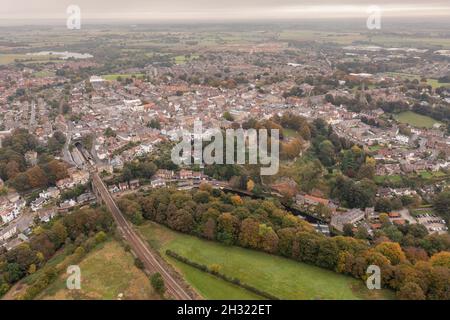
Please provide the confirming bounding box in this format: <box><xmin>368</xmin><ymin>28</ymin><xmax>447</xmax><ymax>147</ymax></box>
<box><xmin>238</xmin><ymin>218</ymin><xmax>260</xmax><ymax>249</ymax></box>
<box><xmin>430</xmin><ymin>251</ymin><xmax>450</xmax><ymax>268</ymax></box>
<box><xmin>167</xmin><ymin>208</ymin><xmax>194</xmax><ymax>233</ymax></box>
<box><xmin>258</xmin><ymin>224</ymin><xmax>279</xmax><ymax>254</ymax></box>
<box><xmin>202</xmin><ymin>218</ymin><xmax>216</xmax><ymax>240</ymax></box>
<box><xmin>193</xmin><ymin>191</ymin><xmax>210</xmax><ymax>204</ymax></box>
<box><xmin>246</xmin><ymin>179</ymin><xmax>255</xmax><ymax>192</ymax></box>
<box><xmin>5</xmin><ymin>161</ymin><xmax>20</xmax><ymax>180</ymax></box>
<box><xmin>397</xmin><ymin>282</ymin><xmax>426</xmax><ymax>300</ymax></box>
<box><xmin>374</xmin><ymin>242</ymin><xmax>406</xmax><ymax>265</ymax></box>
<box><xmin>45</xmin><ymin>160</ymin><xmax>68</xmax><ymax>183</ymax></box>
<box><xmin>26</xmin><ymin>166</ymin><xmax>48</xmax><ymax>189</ymax></box>
<box><xmin>217</xmin><ymin>212</ymin><xmax>240</xmax><ymax>245</ymax></box>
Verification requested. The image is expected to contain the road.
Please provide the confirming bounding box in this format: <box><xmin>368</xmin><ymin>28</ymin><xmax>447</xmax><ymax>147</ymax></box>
<box><xmin>90</xmin><ymin>172</ymin><xmax>193</xmax><ymax>300</ymax></box>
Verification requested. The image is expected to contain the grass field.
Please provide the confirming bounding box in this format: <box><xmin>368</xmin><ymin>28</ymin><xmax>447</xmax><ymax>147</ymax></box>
<box><xmin>102</xmin><ymin>73</ymin><xmax>145</xmax><ymax>81</ymax></box>
<box><xmin>167</xmin><ymin>261</ymin><xmax>263</xmax><ymax>300</ymax></box>
<box><xmin>138</xmin><ymin>222</ymin><xmax>394</xmax><ymax>300</ymax></box>
<box><xmin>394</xmin><ymin>111</ymin><xmax>441</xmax><ymax>128</ymax></box>
<box><xmin>0</xmin><ymin>54</ymin><xmax>24</xmax><ymax>65</ymax></box>
<box><xmin>279</xmin><ymin>30</ymin><xmax>364</xmax><ymax>45</ymax></box>
<box><xmin>374</xmin><ymin>175</ymin><xmax>403</xmax><ymax>184</ymax></box>
<box><xmin>32</xmin><ymin>70</ymin><xmax>55</xmax><ymax>78</ymax></box>
<box><xmin>425</xmin><ymin>79</ymin><xmax>450</xmax><ymax>89</ymax></box>
<box><xmin>368</xmin><ymin>144</ymin><xmax>384</xmax><ymax>152</ymax></box>
<box><xmin>0</xmin><ymin>53</ymin><xmax>61</xmax><ymax>65</ymax></box>
<box><xmin>0</xmin><ymin>54</ymin><xmax>44</xmax><ymax>64</ymax></box>
<box><xmin>174</xmin><ymin>54</ymin><xmax>200</xmax><ymax>64</ymax></box>
<box><xmin>282</xmin><ymin>128</ymin><xmax>301</xmax><ymax>139</ymax></box>
<box><xmin>386</xmin><ymin>72</ymin><xmax>450</xmax><ymax>89</ymax></box>
<box><xmin>38</xmin><ymin>240</ymin><xmax>159</xmax><ymax>300</ymax></box>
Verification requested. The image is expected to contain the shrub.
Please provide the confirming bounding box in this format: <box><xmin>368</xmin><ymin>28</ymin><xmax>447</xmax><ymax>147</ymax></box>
<box><xmin>150</xmin><ymin>273</ymin><xmax>166</xmax><ymax>295</ymax></box>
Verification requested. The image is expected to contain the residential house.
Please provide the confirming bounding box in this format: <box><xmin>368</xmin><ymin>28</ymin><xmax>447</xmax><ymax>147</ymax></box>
<box><xmin>151</xmin><ymin>179</ymin><xmax>166</xmax><ymax>188</ymax></box>
<box><xmin>108</xmin><ymin>185</ymin><xmax>120</xmax><ymax>193</ymax></box>
<box><xmin>0</xmin><ymin>225</ymin><xmax>17</xmax><ymax>242</ymax></box>
<box><xmin>77</xmin><ymin>192</ymin><xmax>96</xmax><ymax>204</ymax></box>
<box><xmin>129</xmin><ymin>179</ymin><xmax>140</xmax><ymax>189</ymax></box>
<box><xmin>0</xmin><ymin>207</ymin><xmax>15</xmax><ymax>224</ymax></box>
<box><xmin>31</xmin><ymin>197</ymin><xmax>47</xmax><ymax>212</ymax></box>
<box><xmin>154</xmin><ymin>169</ymin><xmax>174</xmax><ymax>180</ymax></box>
<box><xmin>179</xmin><ymin>169</ymin><xmax>193</xmax><ymax>180</ymax></box>
<box><xmin>58</xmin><ymin>199</ymin><xmax>77</xmax><ymax>213</ymax></box>
<box><xmin>39</xmin><ymin>187</ymin><xmax>60</xmax><ymax>200</ymax></box>
<box><xmin>38</xmin><ymin>209</ymin><xmax>57</xmax><ymax>223</ymax></box>
<box><xmin>118</xmin><ymin>182</ymin><xmax>129</xmax><ymax>191</ymax></box>
<box><xmin>296</xmin><ymin>194</ymin><xmax>337</xmax><ymax>212</ymax></box>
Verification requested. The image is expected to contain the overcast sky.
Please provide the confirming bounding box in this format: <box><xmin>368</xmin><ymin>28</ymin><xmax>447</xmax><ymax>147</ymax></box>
<box><xmin>2</xmin><ymin>0</ymin><xmax>450</xmax><ymax>23</ymax></box>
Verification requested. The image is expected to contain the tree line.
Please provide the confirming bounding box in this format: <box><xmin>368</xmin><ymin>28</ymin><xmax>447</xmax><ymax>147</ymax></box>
<box><xmin>0</xmin><ymin>129</ymin><xmax>68</xmax><ymax>192</ymax></box>
<box><xmin>118</xmin><ymin>185</ymin><xmax>449</xmax><ymax>300</ymax></box>
<box><xmin>0</xmin><ymin>207</ymin><xmax>114</xmax><ymax>297</ymax></box>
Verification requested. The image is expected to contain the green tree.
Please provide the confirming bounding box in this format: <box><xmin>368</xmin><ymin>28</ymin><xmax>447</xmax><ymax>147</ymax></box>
<box><xmin>104</xmin><ymin>127</ymin><xmax>116</xmax><ymax>138</ymax></box>
<box><xmin>150</xmin><ymin>273</ymin><xmax>166</xmax><ymax>295</ymax></box>
<box><xmin>317</xmin><ymin>140</ymin><xmax>335</xmax><ymax>167</ymax></box>
<box><xmin>223</xmin><ymin>111</ymin><xmax>234</xmax><ymax>121</ymax></box>
<box><xmin>433</xmin><ymin>190</ymin><xmax>450</xmax><ymax>222</ymax></box>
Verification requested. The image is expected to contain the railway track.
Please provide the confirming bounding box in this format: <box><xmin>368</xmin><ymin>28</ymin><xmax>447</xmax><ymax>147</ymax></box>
<box><xmin>77</xmin><ymin>144</ymin><xmax>192</xmax><ymax>300</ymax></box>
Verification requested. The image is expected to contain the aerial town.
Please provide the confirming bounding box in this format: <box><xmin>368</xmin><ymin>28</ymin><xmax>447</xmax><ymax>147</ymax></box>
<box><xmin>0</xmin><ymin>4</ymin><xmax>449</xmax><ymax>304</ymax></box>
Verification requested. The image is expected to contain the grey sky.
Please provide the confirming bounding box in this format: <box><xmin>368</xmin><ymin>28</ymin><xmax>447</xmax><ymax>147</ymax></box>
<box><xmin>2</xmin><ymin>0</ymin><xmax>450</xmax><ymax>22</ymax></box>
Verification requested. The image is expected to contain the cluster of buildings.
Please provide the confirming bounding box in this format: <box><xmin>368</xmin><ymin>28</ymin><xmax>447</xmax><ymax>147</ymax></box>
<box><xmin>0</xmin><ymin>166</ymin><xmax>95</xmax><ymax>251</ymax></box>
<box><xmin>1</xmin><ymin>38</ymin><xmax>449</xmax><ymax>247</ymax></box>
<box><xmin>0</xmin><ymin>192</ymin><xmax>25</xmax><ymax>225</ymax></box>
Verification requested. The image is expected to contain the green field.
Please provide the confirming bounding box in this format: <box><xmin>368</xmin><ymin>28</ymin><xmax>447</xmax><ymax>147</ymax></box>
<box><xmin>368</xmin><ymin>144</ymin><xmax>384</xmax><ymax>152</ymax></box>
<box><xmin>0</xmin><ymin>53</ymin><xmax>61</xmax><ymax>65</ymax></box>
<box><xmin>0</xmin><ymin>54</ymin><xmax>24</xmax><ymax>65</ymax></box>
<box><xmin>174</xmin><ymin>54</ymin><xmax>200</xmax><ymax>64</ymax></box>
<box><xmin>32</xmin><ymin>70</ymin><xmax>55</xmax><ymax>78</ymax></box>
<box><xmin>375</xmin><ymin>175</ymin><xmax>403</xmax><ymax>184</ymax></box>
<box><xmin>282</xmin><ymin>128</ymin><xmax>301</xmax><ymax>139</ymax></box>
<box><xmin>102</xmin><ymin>73</ymin><xmax>145</xmax><ymax>81</ymax></box>
<box><xmin>38</xmin><ymin>240</ymin><xmax>159</xmax><ymax>300</ymax></box>
<box><xmin>138</xmin><ymin>222</ymin><xmax>394</xmax><ymax>300</ymax></box>
<box><xmin>386</xmin><ymin>73</ymin><xmax>450</xmax><ymax>89</ymax></box>
<box><xmin>394</xmin><ymin>111</ymin><xmax>441</xmax><ymax>128</ymax></box>
<box><xmin>167</xmin><ymin>261</ymin><xmax>263</xmax><ymax>300</ymax></box>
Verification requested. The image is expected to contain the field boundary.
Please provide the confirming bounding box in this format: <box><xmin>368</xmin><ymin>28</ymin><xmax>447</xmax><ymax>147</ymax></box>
<box><xmin>166</xmin><ymin>250</ymin><xmax>279</xmax><ymax>300</ymax></box>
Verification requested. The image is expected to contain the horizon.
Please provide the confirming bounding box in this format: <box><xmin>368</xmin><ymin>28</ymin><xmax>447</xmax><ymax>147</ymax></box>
<box><xmin>1</xmin><ymin>1</ymin><xmax>450</xmax><ymax>26</ymax></box>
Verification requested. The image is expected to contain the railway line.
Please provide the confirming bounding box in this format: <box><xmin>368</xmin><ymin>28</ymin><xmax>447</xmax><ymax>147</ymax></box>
<box><xmin>76</xmin><ymin>144</ymin><xmax>193</xmax><ymax>300</ymax></box>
